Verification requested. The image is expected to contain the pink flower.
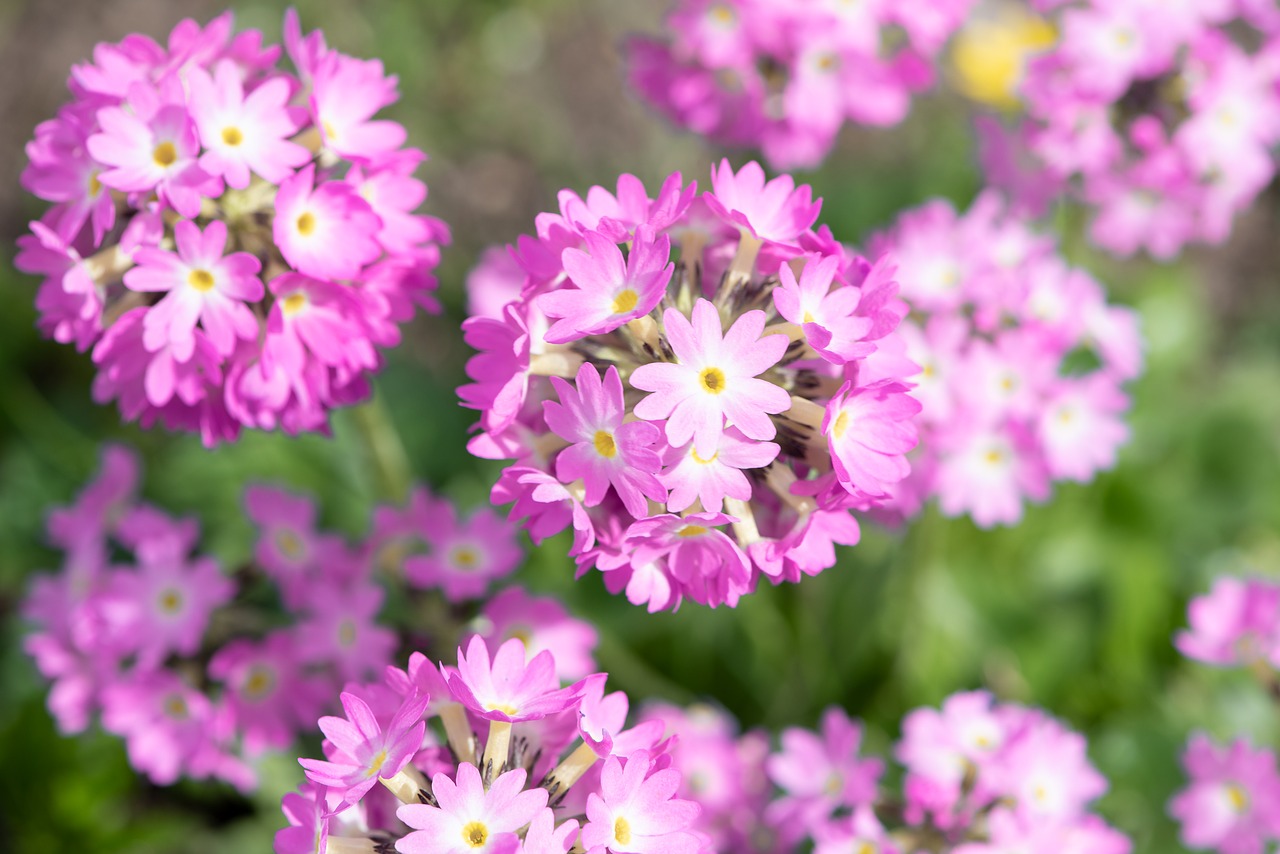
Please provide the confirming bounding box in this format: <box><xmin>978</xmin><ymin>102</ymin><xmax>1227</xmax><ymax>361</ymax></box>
<box><xmin>1170</xmin><ymin>734</ymin><xmax>1280</xmax><ymax>854</ymax></box>
<box><xmin>403</xmin><ymin>504</ymin><xmax>522</xmax><ymax>602</ymax></box>
<box><xmin>1176</xmin><ymin>577</ymin><xmax>1280</xmax><ymax>668</ymax></box>
<box><xmin>396</xmin><ymin>763</ymin><xmax>547</xmax><ymax>854</ymax></box>
<box><xmin>658</xmin><ymin>425</ymin><xmax>778</xmax><ymax>514</ymax></box>
<box><xmin>311</xmin><ymin>52</ymin><xmax>406</xmax><ymax>160</ymax></box>
<box><xmin>295</xmin><ymin>583</ymin><xmax>397</xmax><ymax>681</ymax></box>
<box><xmin>244</xmin><ymin>484</ymin><xmax>331</xmax><ymax>608</ymax></box>
<box><xmin>100</xmin><ymin>670</ymin><xmax>217</xmax><ymax>786</ymax></box>
<box><xmin>209</xmin><ymin>633</ymin><xmax>329</xmax><ymax>757</ymax></box>
<box><xmin>766</xmin><ymin>707</ymin><xmax>884</xmax><ymax>843</ymax></box>
<box><xmin>631</xmin><ymin>299</ymin><xmax>790</xmax><ymax>457</ymax></box>
<box><xmin>582</xmin><ymin>749</ymin><xmax>701</xmax><ymax>854</ymax></box>
<box><xmin>446</xmin><ymin>635</ymin><xmax>598</xmax><ymax>724</ymax></box>
<box><xmin>188</xmin><ymin>60</ymin><xmax>310</xmax><ymax>188</ymax></box>
<box><xmin>704</xmin><ymin>160</ymin><xmax>821</xmax><ymax>244</ymax></box>
<box><xmin>824</xmin><ymin>380</ymin><xmax>920</xmax><ymax>499</ymax></box>
<box><xmin>124</xmin><ymin>219</ymin><xmax>263</xmax><ymax>359</ymax></box>
<box><xmin>558</xmin><ymin>171</ymin><xmax>697</xmax><ymax>241</ymax></box>
<box><xmin>300</xmin><ymin>690</ymin><xmax>429</xmax><ymax>804</ymax></box>
<box><xmin>114</xmin><ymin>544</ymin><xmax>234</xmax><ymax>667</ymax></box>
<box><xmin>474</xmin><ymin>587</ymin><xmax>599</xmax><ymax>682</ymax></box>
<box><xmin>274</xmin><ymin>163</ymin><xmax>383</xmax><ymax>281</ymax></box>
<box><xmin>540</xmin><ymin>227</ymin><xmax>674</xmax><ymax>344</ymax></box>
<box><xmin>545</xmin><ymin>363</ymin><xmax>667</xmax><ymax>518</ymax></box>
<box><xmin>773</xmin><ymin>255</ymin><xmax>875</xmax><ymax>364</ymax></box>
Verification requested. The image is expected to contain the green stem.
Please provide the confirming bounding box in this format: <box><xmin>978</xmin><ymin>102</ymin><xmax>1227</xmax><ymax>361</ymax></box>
<box><xmin>351</xmin><ymin>394</ymin><xmax>413</xmax><ymax>503</ymax></box>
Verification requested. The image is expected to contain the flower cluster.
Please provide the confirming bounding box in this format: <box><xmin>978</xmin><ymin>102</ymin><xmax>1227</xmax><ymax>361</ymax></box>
<box><xmin>16</xmin><ymin>10</ymin><xmax>448</xmax><ymax>445</ymax></box>
<box><xmin>1170</xmin><ymin>576</ymin><xmax>1280</xmax><ymax>854</ymax></box>
<box><xmin>866</xmin><ymin>191</ymin><xmax>1142</xmax><ymax>527</ymax></box>
<box><xmin>462</xmin><ymin>161</ymin><xmax>921</xmax><ymax>611</ymax></box>
<box><xmin>626</xmin><ymin>0</ymin><xmax>976</xmax><ymax>169</ymax></box>
<box><xmin>641</xmin><ymin>692</ymin><xmax>1129</xmax><ymax>852</ymax></box>
<box><xmin>22</xmin><ymin>445</ymin><xmax>536</xmax><ymax>790</ymax></box>
<box><xmin>278</xmin><ymin>636</ymin><xmax>700</xmax><ymax>854</ymax></box>
<box><xmin>979</xmin><ymin>0</ymin><xmax>1280</xmax><ymax>259</ymax></box>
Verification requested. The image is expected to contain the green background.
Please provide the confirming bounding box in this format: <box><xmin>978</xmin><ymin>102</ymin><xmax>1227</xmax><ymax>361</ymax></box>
<box><xmin>2</xmin><ymin>1</ymin><xmax>1280</xmax><ymax>851</ymax></box>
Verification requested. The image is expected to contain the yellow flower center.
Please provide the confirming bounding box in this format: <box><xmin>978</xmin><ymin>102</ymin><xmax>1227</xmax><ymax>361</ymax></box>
<box><xmin>709</xmin><ymin>4</ymin><xmax>735</xmax><ymax>25</ymax></box>
<box><xmin>152</xmin><ymin>141</ymin><xmax>178</xmax><ymax>167</ymax></box>
<box><xmin>677</xmin><ymin>524</ymin><xmax>707</xmax><ymax>538</ymax></box>
<box><xmin>243</xmin><ymin>665</ymin><xmax>275</xmax><ymax>699</ymax></box>
<box><xmin>1226</xmin><ymin>783</ymin><xmax>1249</xmax><ymax>813</ymax></box>
<box><xmin>188</xmin><ymin>269</ymin><xmax>216</xmax><ymax>292</ymax></box>
<box><xmin>612</xmin><ymin>289</ymin><xmax>639</xmax><ymax>314</ymax></box>
<box><xmin>594</xmin><ymin>430</ymin><xmax>618</xmax><ymax>458</ymax></box>
<box><xmin>462</xmin><ymin>821</ymin><xmax>489</xmax><ymax>848</ymax></box>
<box><xmin>855</xmin><ymin>843</ymin><xmax>876</xmax><ymax>854</ymax></box>
<box><xmin>164</xmin><ymin>695</ymin><xmax>189</xmax><ymax>719</ymax></box>
<box><xmin>984</xmin><ymin>449</ymin><xmax>1005</xmax><ymax>465</ymax></box>
<box><xmin>488</xmin><ymin>703</ymin><xmax>520</xmax><ymax>717</ymax></box>
<box><xmin>88</xmin><ymin>171</ymin><xmax>103</xmax><ymax>197</ymax></box>
<box><xmin>338</xmin><ymin>619</ymin><xmax>357</xmax><ymax>647</ymax></box>
<box><xmin>614</xmin><ymin>816</ymin><xmax>632</xmax><ymax>846</ymax></box>
<box><xmin>323</xmin><ymin>120</ymin><xmax>338</xmax><ymax>142</ymax></box>
<box><xmin>296</xmin><ymin>212</ymin><xmax>317</xmax><ymax>236</ymax></box>
<box><xmin>452</xmin><ymin>546</ymin><xmax>480</xmax><ymax>570</ymax></box>
<box><xmin>221</xmin><ymin>126</ymin><xmax>244</xmax><ymax>146</ymax></box>
<box><xmin>823</xmin><ymin>773</ymin><xmax>843</xmax><ymax>795</ymax></box>
<box><xmin>158</xmin><ymin>588</ymin><xmax>183</xmax><ymax>614</ymax></box>
<box><xmin>506</xmin><ymin>625</ymin><xmax>533</xmax><ymax>646</ymax></box>
<box><xmin>831</xmin><ymin>409</ymin><xmax>851</xmax><ymax>440</ymax></box>
<box><xmin>276</xmin><ymin>529</ymin><xmax>304</xmax><ymax>558</ymax></box>
<box><xmin>282</xmin><ymin>293</ymin><xmax>308</xmax><ymax>315</ymax></box>
<box><xmin>691</xmin><ymin>448</ymin><xmax>718</xmax><ymax>465</ymax></box>
<box><xmin>699</xmin><ymin>367</ymin><xmax>726</xmax><ymax>394</ymax></box>
<box><xmin>367</xmin><ymin>749</ymin><xmax>388</xmax><ymax>777</ymax></box>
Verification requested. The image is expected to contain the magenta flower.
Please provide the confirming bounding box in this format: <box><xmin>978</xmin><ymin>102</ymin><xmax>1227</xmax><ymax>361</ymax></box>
<box><xmin>123</xmin><ymin>219</ymin><xmax>263</xmax><ymax>359</ymax></box>
<box><xmin>311</xmin><ymin>52</ymin><xmax>406</xmax><ymax>160</ymax></box>
<box><xmin>658</xmin><ymin>426</ymin><xmax>778</xmax><ymax>514</ymax></box>
<box><xmin>300</xmin><ymin>690</ymin><xmax>429</xmax><ymax>804</ymax></box>
<box><xmin>295</xmin><ymin>583</ymin><xmax>397</xmax><ymax>682</ymax></box>
<box><xmin>474</xmin><ymin>587</ymin><xmax>599</xmax><ymax>682</ymax></box>
<box><xmin>209</xmin><ymin>633</ymin><xmax>329</xmax><ymax>757</ymax></box>
<box><xmin>1170</xmin><ymin>734</ymin><xmax>1280</xmax><ymax>854</ymax></box>
<box><xmin>274</xmin><ymin>163</ymin><xmax>383</xmax><ymax>281</ymax></box>
<box><xmin>545</xmin><ymin>363</ymin><xmax>667</xmax><ymax>518</ymax></box>
<box><xmin>100</xmin><ymin>670</ymin><xmax>217</xmax><ymax>786</ymax></box>
<box><xmin>244</xmin><ymin>484</ymin><xmax>331</xmax><ymax>608</ymax></box>
<box><xmin>446</xmin><ymin>635</ymin><xmax>598</xmax><ymax>723</ymax></box>
<box><xmin>823</xmin><ymin>380</ymin><xmax>920</xmax><ymax>499</ymax></box>
<box><xmin>117</xmin><ymin>546</ymin><xmax>234</xmax><ymax>667</ymax></box>
<box><xmin>773</xmin><ymin>255</ymin><xmax>876</xmax><ymax>364</ymax></box>
<box><xmin>402</xmin><ymin>504</ymin><xmax>522</xmax><ymax>602</ymax></box>
<box><xmin>396</xmin><ymin>763</ymin><xmax>547</xmax><ymax>854</ymax></box>
<box><xmin>540</xmin><ymin>226</ymin><xmax>674</xmax><ymax>344</ymax></box>
<box><xmin>188</xmin><ymin>60</ymin><xmax>310</xmax><ymax>188</ymax></box>
<box><xmin>632</xmin><ymin>299</ymin><xmax>790</xmax><ymax>457</ymax></box>
<box><xmin>582</xmin><ymin>749</ymin><xmax>701</xmax><ymax>854</ymax></box>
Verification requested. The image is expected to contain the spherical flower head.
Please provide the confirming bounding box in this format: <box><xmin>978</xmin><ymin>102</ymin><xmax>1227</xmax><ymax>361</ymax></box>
<box><xmin>397</xmin><ymin>763</ymin><xmax>547</xmax><ymax>854</ymax></box>
<box><xmin>632</xmin><ymin>299</ymin><xmax>791</xmax><ymax>458</ymax></box>
<box><xmin>467</xmin><ymin>166</ymin><xmax>920</xmax><ymax>609</ymax></box>
<box><xmin>1170</xmin><ymin>734</ymin><xmax>1280</xmax><ymax>854</ymax></box>
<box><xmin>17</xmin><ymin>11</ymin><xmax>447</xmax><ymax>445</ymax></box>
<box><xmin>447</xmin><ymin>635</ymin><xmax>600</xmax><ymax>723</ymax></box>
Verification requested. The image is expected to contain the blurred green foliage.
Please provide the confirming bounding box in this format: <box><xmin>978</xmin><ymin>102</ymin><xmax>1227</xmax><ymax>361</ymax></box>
<box><xmin>2</xmin><ymin>1</ymin><xmax>1280</xmax><ymax>852</ymax></box>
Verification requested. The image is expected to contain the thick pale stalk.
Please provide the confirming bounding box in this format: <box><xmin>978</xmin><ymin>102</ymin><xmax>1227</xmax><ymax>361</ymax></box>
<box><xmin>723</xmin><ymin>497</ymin><xmax>761</xmax><ymax>547</ymax></box>
<box><xmin>764</xmin><ymin>464</ymin><xmax>817</xmax><ymax>515</ymax></box>
<box><xmin>327</xmin><ymin>838</ymin><xmax>378</xmax><ymax>854</ymax></box>
<box><xmin>530</xmin><ymin>350</ymin><xmax>585</xmax><ymax>378</ymax></box>
<box><xmin>380</xmin><ymin>765</ymin><xmax>428</xmax><ymax>804</ymax></box>
<box><xmin>482</xmin><ymin>719</ymin><xmax>513</xmax><ymax>783</ymax></box>
<box><xmin>714</xmin><ymin>231</ymin><xmax>763</xmax><ymax>310</ymax></box>
<box><xmin>785</xmin><ymin>395</ymin><xmax>827</xmax><ymax>431</ymax></box>
<box><xmin>541</xmin><ymin>741</ymin><xmax>600</xmax><ymax>799</ymax></box>
<box><xmin>439</xmin><ymin>702</ymin><xmax>477</xmax><ymax>765</ymax></box>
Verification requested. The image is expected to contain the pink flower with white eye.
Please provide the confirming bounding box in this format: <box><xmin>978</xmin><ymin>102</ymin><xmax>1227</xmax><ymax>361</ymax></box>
<box><xmin>659</xmin><ymin>425</ymin><xmax>778</xmax><ymax>514</ymax></box>
<box><xmin>188</xmin><ymin>60</ymin><xmax>310</xmax><ymax>188</ymax></box>
<box><xmin>396</xmin><ymin>763</ymin><xmax>547</xmax><ymax>854</ymax></box>
<box><xmin>582</xmin><ymin>749</ymin><xmax>702</xmax><ymax>854</ymax></box>
<box><xmin>1037</xmin><ymin>375</ymin><xmax>1130</xmax><ymax>483</ymax></box>
<box><xmin>1170</xmin><ymin>734</ymin><xmax>1280</xmax><ymax>854</ymax></box>
<box><xmin>540</xmin><ymin>226</ymin><xmax>674</xmax><ymax>344</ymax></box>
<box><xmin>209</xmin><ymin>633</ymin><xmax>329</xmax><ymax>757</ymax></box>
<box><xmin>446</xmin><ymin>635</ymin><xmax>600</xmax><ymax>724</ymax></box>
<box><xmin>824</xmin><ymin>380</ymin><xmax>920</xmax><ymax>500</ymax></box>
<box><xmin>475</xmin><ymin>587</ymin><xmax>599</xmax><ymax>682</ymax></box>
<box><xmin>896</xmin><ymin>691</ymin><xmax>1009</xmax><ymax>818</ymax></box>
<box><xmin>631</xmin><ymin>299</ymin><xmax>790</xmax><ymax>458</ymax></box>
<box><xmin>403</xmin><ymin>504</ymin><xmax>521</xmax><ymax>602</ymax></box>
<box><xmin>261</xmin><ymin>273</ymin><xmax>380</xmax><ymax>379</ymax></box>
<box><xmin>544</xmin><ymin>363</ymin><xmax>667</xmax><ymax>519</ymax></box>
<box><xmin>15</xmin><ymin>219</ymin><xmax>103</xmax><ymax>350</ymax></box>
<box><xmin>295</xmin><ymin>583</ymin><xmax>397</xmax><ymax>682</ymax></box>
<box><xmin>703</xmin><ymin>160</ymin><xmax>821</xmax><ymax>244</ymax></box>
<box><xmin>299</xmin><ymin>690</ymin><xmax>429</xmax><ymax>804</ymax></box>
<box><xmin>116</xmin><ymin>547</ymin><xmax>233</xmax><ymax>668</ymax></box>
<box><xmin>491</xmin><ymin>465</ymin><xmax>596</xmax><ymax>552</ymax></box>
<box><xmin>311</xmin><ymin>52</ymin><xmax>406</xmax><ymax>160</ymax></box>
<box><xmin>22</xmin><ymin>107</ymin><xmax>116</xmax><ymax>245</ymax></box>
<box><xmin>124</xmin><ymin>220</ymin><xmax>263</xmax><ymax>359</ymax></box>
<box><xmin>521</xmin><ymin>808</ymin><xmax>579</xmax><ymax>854</ymax></box>
<box><xmin>934</xmin><ymin>422</ymin><xmax>1049</xmax><ymax>528</ymax></box>
<box><xmin>86</xmin><ymin>85</ymin><xmax>213</xmax><ymax>218</ymax></box>
<box><xmin>996</xmin><ymin>715</ymin><xmax>1107</xmax><ymax>823</ymax></box>
<box><xmin>1176</xmin><ymin>577</ymin><xmax>1280</xmax><ymax>669</ymax></box>
<box><xmin>244</xmin><ymin>484</ymin><xmax>332</xmax><ymax>608</ymax></box>
<box><xmin>766</xmin><ymin>707</ymin><xmax>884</xmax><ymax>844</ymax></box>
<box><xmin>577</xmin><ymin>677</ymin><xmax>666</xmax><ymax>760</ymax></box>
<box><xmin>773</xmin><ymin>255</ymin><xmax>874</xmax><ymax>364</ymax></box>
<box><xmin>347</xmin><ymin>150</ymin><xmax>434</xmax><ymax>255</ymax></box>
<box><xmin>613</xmin><ymin>512</ymin><xmax>751</xmax><ymax>609</ymax></box>
<box><xmin>100</xmin><ymin>670</ymin><xmax>217</xmax><ymax>786</ymax></box>
<box><xmin>274</xmin><ymin>164</ymin><xmax>383</xmax><ymax>281</ymax></box>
